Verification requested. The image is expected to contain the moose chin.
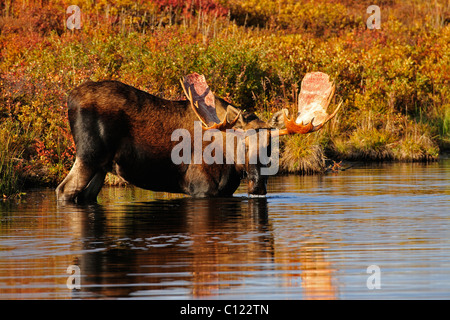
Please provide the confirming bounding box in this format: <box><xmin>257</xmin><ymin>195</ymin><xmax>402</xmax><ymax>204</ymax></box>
<box><xmin>56</xmin><ymin>72</ymin><xmax>341</xmax><ymax>203</ymax></box>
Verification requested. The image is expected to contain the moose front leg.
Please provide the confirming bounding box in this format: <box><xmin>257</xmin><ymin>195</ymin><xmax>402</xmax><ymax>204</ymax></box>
<box><xmin>76</xmin><ymin>170</ymin><xmax>107</xmax><ymax>203</ymax></box>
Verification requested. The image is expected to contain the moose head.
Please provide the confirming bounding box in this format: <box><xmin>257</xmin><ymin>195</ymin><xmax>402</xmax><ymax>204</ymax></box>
<box><xmin>176</xmin><ymin>72</ymin><xmax>341</xmax><ymax>196</ymax></box>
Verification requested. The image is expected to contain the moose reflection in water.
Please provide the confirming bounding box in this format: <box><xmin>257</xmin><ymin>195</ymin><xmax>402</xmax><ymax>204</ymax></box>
<box><xmin>60</xmin><ymin>195</ymin><xmax>336</xmax><ymax>299</ymax></box>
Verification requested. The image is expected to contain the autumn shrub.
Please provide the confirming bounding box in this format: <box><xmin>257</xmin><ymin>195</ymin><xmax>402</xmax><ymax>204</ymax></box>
<box><xmin>0</xmin><ymin>126</ymin><xmax>23</xmax><ymax>198</ymax></box>
<box><xmin>0</xmin><ymin>65</ymin><xmax>75</xmax><ymax>186</ymax></box>
<box><xmin>224</xmin><ymin>0</ymin><xmax>362</xmax><ymax>35</ymax></box>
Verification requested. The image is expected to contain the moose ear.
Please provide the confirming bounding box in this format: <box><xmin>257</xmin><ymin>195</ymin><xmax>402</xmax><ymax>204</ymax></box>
<box><xmin>214</xmin><ymin>96</ymin><xmax>245</xmax><ymax>128</ymax></box>
<box><xmin>225</xmin><ymin>104</ymin><xmax>246</xmax><ymax>129</ymax></box>
<box><xmin>269</xmin><ymin>109</ymin><xmax>289</xmax><ymax>129</ymax></box>
<box><xmin>214</xmin><ymin>95</ymin><xmax>229</xmax><ymax>121</ymax></box>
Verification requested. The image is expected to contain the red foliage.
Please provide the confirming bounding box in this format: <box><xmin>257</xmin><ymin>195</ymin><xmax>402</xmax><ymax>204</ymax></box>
<box><xmin>0</xmin><ymin>1</ymin><xmax>65</xmax><ymax>36</ymax></box>
<box><xmin>152</xmin><ymin>0</ymin><xmax>229</xmax><ymax>17</ymax></box>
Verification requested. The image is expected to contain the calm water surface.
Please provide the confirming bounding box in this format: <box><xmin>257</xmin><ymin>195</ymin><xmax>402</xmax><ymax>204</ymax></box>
<box><xmin>0</xmin><ymin>160</ymin><xmax>449</xmax><ymax>299</ymax></box>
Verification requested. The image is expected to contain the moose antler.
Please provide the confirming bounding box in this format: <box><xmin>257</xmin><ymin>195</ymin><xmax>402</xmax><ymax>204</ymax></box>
<box><xmin>181</xmin><ymin>73</ymin><xmax>240</xmax><ymax>131</ymax></box>
<box><xmin>276</xmin><ymin>72</ymin><xmax>342</xmax><ymax>136</ymax></box>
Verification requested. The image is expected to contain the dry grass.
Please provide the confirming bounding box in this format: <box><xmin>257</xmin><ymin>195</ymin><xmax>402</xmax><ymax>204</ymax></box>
<box><xmin>330</xmin><ymin>117</ymin><xmax>439</xmax><ymax>162</ymax></box>
<box><xmin>279</xmin><ymin>135</ymin><xmax>326</xmax><ymax>174</ymax></box>
<box><xmin>394</xmin><ymin>131</ymin><xmax>439</xmax><ymax>162</ymax></box>
<box><xmin>0</xmin><ymin>128</ymin><xmax>23</xmax><ymax>198</ymax></box>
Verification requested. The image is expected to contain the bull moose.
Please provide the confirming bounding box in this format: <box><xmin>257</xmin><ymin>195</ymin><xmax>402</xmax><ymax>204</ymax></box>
<box><xmin>56</xmin><ymin>72</ymin><xmax>341</xmax><ymax>203</ymax></box>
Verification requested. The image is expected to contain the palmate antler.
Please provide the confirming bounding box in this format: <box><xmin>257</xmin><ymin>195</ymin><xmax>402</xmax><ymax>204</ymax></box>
<box><xmin>276</xmin><ymin>72</ymin><xmax>342</xmax><ymax>136</ymax></box>
<box><xmin>180</xmin><ymin>73</ymin><xmax>240</xmax><ymax>131</ymax></box>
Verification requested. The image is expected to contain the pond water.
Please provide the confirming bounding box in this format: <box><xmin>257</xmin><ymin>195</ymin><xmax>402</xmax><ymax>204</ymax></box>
<box><xmin>0</xmin><ymin>160</ymin><xmax>449</xmax><ymax>300</ymax></box>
